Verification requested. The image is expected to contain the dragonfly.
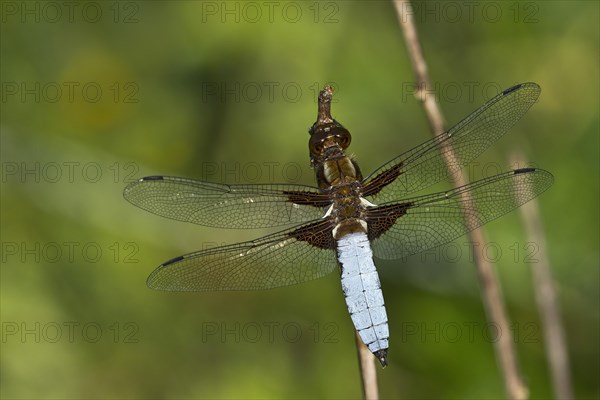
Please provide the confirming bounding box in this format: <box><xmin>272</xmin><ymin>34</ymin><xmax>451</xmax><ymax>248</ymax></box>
<box><xmin>123</xmin><ymin>82</ymin><xmax>553</xmax><ymax>367</ymax></box>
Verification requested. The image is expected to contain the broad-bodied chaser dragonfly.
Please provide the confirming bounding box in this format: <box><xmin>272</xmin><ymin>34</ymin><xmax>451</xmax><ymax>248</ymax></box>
<box><xmin>124</xmin><ymin>83</ymin><xmax>553</xmax><ymax>367</ymax></box>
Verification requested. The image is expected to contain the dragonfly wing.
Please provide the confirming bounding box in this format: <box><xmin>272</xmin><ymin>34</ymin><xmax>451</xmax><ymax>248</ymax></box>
<box><xmin>123</xmin><ymin>176</ymin><xmax>330</xmax><ymax>229</ymax></box>
<box><xmin>362</xmin><ymin>83</ymin><xmax>541</xmax><ymax>202</ymax></box>
<box><xmin>147</xmin><ymin>218</ymin><xmax>339</xmax><ymax>291</ymax></box>
<box><xmin>367</xmin><ymin>168</ymin><xmax>554</xmax><ymax>260</ymax></box>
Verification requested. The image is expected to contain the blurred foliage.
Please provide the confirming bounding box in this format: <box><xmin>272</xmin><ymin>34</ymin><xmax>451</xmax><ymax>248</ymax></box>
<box><xmin>1</xmin><ymin>1</ymin><xmax>598</xmax><ymax>399</ymax></box>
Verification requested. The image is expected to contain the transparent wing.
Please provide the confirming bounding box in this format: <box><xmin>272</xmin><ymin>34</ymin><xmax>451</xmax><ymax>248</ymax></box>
<box><xmin>362</xmin><ymin>83</ymin><xmax>541</xmax><ymax>202</ymax></box>
<box><xmin>147</xmin><ymin>218</ymin><xmax>338</xmax><ymax>291</ymax></box>
<box><xmin>368</xmin><ymin>168</ymin><xmax>554</xmax><ymax>260</ymax></box>
<box><xmin>123</xmin><ymin>176</ymin><xmax>331</xmax><ymax>229</ymax></box>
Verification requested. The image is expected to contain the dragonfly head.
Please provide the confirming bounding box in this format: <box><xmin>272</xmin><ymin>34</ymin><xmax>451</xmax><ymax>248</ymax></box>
<box><xmin>308</xmin><ymin>86</ymin><xmax>352</xmax><ymax>165</ymax></box>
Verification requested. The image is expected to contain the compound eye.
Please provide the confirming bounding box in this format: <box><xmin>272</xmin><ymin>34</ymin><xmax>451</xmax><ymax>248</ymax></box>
<box><xmin>335</xmin><ymin>130</ymin><xmax>351</xmax><ymax>149</ymax></box>
<box><xmin>309</xmin><ymin>134</ymin><xmax>326</xmax><ymax>155</ymax></box>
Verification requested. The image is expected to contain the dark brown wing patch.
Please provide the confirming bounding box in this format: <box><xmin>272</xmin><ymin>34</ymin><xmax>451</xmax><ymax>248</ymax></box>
<box><xmin>284</xmin><ymin>190</ymin><xmax>332</xmax><ymax>208</ymax></box>
<box><xmin>366</xmin><ymin>202</ymin><xmax>412</xmax><ymax>240</ymax></box>
<box><xmin>288</xmin><ymin>219</ymin><xmax>336</xmax><ymax>250</ymax></box>
<box><xmin>361</xmin><ymin>163</ymin><xmax>404</xmax><ymax>198</ymax></box>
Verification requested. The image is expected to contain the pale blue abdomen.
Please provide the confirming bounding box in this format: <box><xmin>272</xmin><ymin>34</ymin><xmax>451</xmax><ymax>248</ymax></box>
<box><xmin>337</xmin><ymin>231</ymin><xmax>389</xmax><ymax>365</ymax></box>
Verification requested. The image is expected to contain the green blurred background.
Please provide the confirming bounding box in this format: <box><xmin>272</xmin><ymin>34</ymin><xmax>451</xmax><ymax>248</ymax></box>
<box><xmin>1</xmin><ymin>1</ymin><xmax>598</xmax><ymax>398</ymax></box>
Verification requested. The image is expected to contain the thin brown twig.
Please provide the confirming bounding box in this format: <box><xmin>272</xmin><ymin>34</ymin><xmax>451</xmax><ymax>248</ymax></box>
<box><xmin>392</xmin><ymin>1</ymin><xmax>528</xmax><ymax>398</ymax></box>
<box><xmin>511</xmin><ymin>153</ymin><xmax>574</xmax><ymax>400</ymax></box>
<box><xmin>355</xmin><ymin>331</ymin><xmax>379</xmax><ymax>400</ymax></box>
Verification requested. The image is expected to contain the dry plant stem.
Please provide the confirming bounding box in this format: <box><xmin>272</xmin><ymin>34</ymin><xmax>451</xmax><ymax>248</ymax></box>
<box><xmin>393</xmin><ymin>1</ymin><xmax>528</xmax><ymax>399</ymax></box>
<box><xmin>355</xmin><ymin>331</ymin><xmax>379</xmax><ymax>400</ymax></box>
<box><xmin>521</xmin><ymin>191</ymin><xmax>573</xmax><ymax>400</ymax></box>
<box><xmin>512</xmin><ymin>156</ymin><xmax>573</xmax><ymax>400</ymax></box>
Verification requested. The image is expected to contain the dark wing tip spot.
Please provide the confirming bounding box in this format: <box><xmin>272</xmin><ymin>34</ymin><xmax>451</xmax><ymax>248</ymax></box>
<box><xmin>162</xmin><ymin>255</ymin><xmax>185</xmax><ymax>266</ymax></box>
<box><xmin>514</xmin><ymin>168</ymin><xmax>537</xmax><ymax>174</ymax></box>
<box><xmin>502</xmin><ymin>84</ymin><xmax>522</xmax><ymax>95</ymax></box>
<box><xmin>142</xmin><ymin>176</ymin><xmax>164</xmax><ymax>181</ymax></box>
